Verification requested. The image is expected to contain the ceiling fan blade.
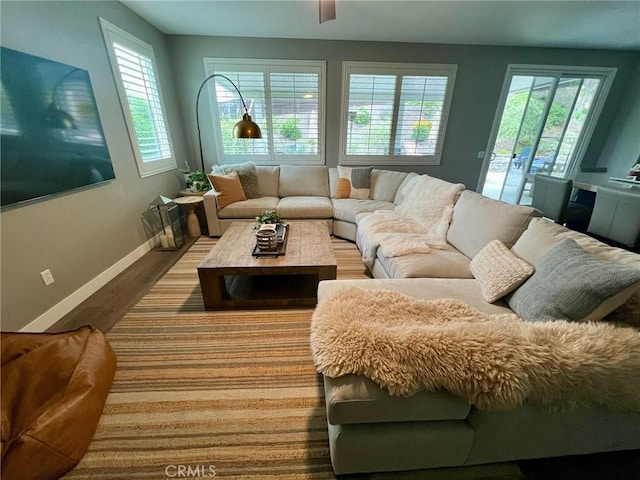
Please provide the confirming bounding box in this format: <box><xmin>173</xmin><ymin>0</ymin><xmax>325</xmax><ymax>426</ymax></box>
<box><xmin>319</xmin><ymin>0</ymin><xmax>336</xmax><ymax>23</ymax></box>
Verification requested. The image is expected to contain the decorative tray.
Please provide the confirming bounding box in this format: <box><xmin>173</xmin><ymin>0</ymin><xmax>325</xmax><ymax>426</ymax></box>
<box><xmin>252</xmin><ymin>223</ymin><xmax>289</xmax><ymax>257</ymax></box>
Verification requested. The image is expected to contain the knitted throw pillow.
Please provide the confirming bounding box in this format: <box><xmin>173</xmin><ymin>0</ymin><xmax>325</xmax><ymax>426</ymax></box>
<box><xmin>470</xmin><ymin>240</ymin><xmax>534</xmax><ymax>303</ymax></box>
<box><xmin>508</xmin><ymin>239</ymin><xmax>640</xmax><ymax>322</ymax></box>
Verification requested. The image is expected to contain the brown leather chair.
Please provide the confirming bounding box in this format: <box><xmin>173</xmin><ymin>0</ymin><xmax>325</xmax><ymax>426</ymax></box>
<box><xmin>1</xmin><ymin>326</ymin><xmax>116</xmax><ymax>480</ymax></box>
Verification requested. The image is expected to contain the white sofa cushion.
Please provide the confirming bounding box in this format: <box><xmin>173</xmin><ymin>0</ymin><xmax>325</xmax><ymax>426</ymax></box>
<box><xmin>276</xmin><ymin>196</ymin><xmax>333</xmax><ymax>218</ymax></box>
<box><xmin>318</xmin><ymin>278</ymin><xmax>512</xmax><ymax>315</ymax></box>
<box><xmin>447</xmin><ymin>190</ymin><xmax>540</xmax><ymax>259</ymax></box>
<box><xmin>218</xmin><ymin>196</ymin><xmax>279</xmax><ymax>218</ymax></box>
<box><xmin>371</xmin><ymin>169</ymin><xmax>409</xmax><ymax>203</ymax></box>
<box><xmin>279</xmin><ymin>165</ymin><xmax>329</xmax><ymax>197</ymax></box>
<box><xmin>256</xmin><ymin>166</ymin><xmax>280</xmax><ymax>197</ymax></box>
<box><xmin>376</xmin><ymin>249</ymin><xmax>473</xmax><ymax>279</ymax></box>
<box><xmin>331</xmin><ymin>198</ymin><xmax>395</xmax><ymax>224</ymax></box>
<box><xmin>512</xmin><ymin>217</ymin><xmax>640</xmax><ymax>269</ymax></box>
<box><xmin>324</xmin><ymin>374</ymin><xmax>471</xmax><ymax>425</ymax></box>
<box><xmin>393</xmin><ymin>172</ymin><xmax>419</xmax><ymax>204</ymax></box>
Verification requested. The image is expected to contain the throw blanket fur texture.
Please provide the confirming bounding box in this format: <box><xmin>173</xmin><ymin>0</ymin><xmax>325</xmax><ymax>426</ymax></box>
<box><xmin>310</xmin><ymin>287</ymin><xmax>640</xmax><ymax>414</ymax></box>
<box><xmin>357</xmin><ymin>175</ymin><xmax>464</xmax><ymax>269</ymax></box>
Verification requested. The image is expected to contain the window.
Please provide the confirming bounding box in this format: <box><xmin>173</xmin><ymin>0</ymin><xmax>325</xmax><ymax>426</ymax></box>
<box><xmin>340</xmin><ymin>62</ymin><xmax>457</xmax><ymax>165</ymax></box>
<box><xmin>203</xmin><ymin>58</ymin><xmax>325</xmax><ymax>165</ymax></box>
<box><xmin>100</xmin><ymin>18</ymin><xmax>175</xmax><ymax>177</ymax></box>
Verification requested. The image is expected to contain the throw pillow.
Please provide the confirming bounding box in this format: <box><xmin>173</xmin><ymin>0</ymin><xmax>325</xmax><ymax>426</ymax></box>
<box><xmin>211</xmin><ymin>162</ymin><xmax>260</xmax><ymax>199</ymax></box>
<box><xmin>336</xmin><ymin>166</ymin><xmax>373</xmax><ymax>200</ymax></box>
<box><xmin>470</xmin><ymin>240</ymin><xmax>534</xmax><ymax>303</ymax></box>
<box><xmin>207</xmin><ymin>171</ymin><xmax>246</xmax><ymax>210</ymax></box>
<box><xmin>507</xmin><ymin>238</ymin><xmax>640</xmax><ymax>323</ymax></box>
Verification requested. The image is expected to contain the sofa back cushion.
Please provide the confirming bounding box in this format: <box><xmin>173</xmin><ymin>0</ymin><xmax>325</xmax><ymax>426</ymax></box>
<box><xmin>393</xmin><ymin>172</ymin><xmax>419</xmax><ymax>204</ymax></box>
<box><xmin>512</xmin><ymin>217</ymin><xmax>640</xmax><ymax>269</ymax></box>
<box><xmin>329</xmin><ymin>168</ymin><xmax>339</xmax><ymax>197</ymax></box>
<box><xmin>256</xmin><ymin>166</ymin><xmax>280</xmax><ymax>197</ymax></box>
<box><xmin>371</xmin><ymin>169</ymin><xmax>409</xmax><ymax>203</ymax></box>
<box><xmin>447</xmin><ymin>190</ymin><xmax>540</xmax><ymax>259</ymax></box>
<box><xmin>279</xmin><ymin>165</ymin><xmax>329</xmax><ymax>197</ymax></box>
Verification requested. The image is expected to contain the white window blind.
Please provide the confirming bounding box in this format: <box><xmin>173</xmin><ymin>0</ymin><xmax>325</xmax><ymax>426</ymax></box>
<box><xmin>100</xmin><ymin>18</ymin><xmax>176</xmax><ymax>177</ymax></box>
<box><xmin>204</xmin><ymin>59</ymin><xmax>325</xmax><ymax>165</ymax></box>
<box><xmin>341</xmin><ymin>62</ymin><xmax>457</xmax><ymax>166</ymax></box>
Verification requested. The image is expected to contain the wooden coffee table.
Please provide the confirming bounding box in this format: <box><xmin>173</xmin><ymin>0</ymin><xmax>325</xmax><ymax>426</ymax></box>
<box><xmin>197</xmin><ymin>221</ymin><xmax>337</xmax><ymax>310</ymax></box>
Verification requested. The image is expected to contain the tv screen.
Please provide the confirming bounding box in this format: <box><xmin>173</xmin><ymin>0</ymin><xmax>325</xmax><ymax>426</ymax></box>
<box><xmin>1</xmin><ymin>47</ymin><xmax>114</xmax><ymax>208</ymax></box>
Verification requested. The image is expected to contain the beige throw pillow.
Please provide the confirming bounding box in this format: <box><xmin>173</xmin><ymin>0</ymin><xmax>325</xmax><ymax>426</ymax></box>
<box><xmin>336</xmin><ymin>166</ymin><xmax>372</xmax><ymax>199</ymax></box>
<box><xmin>207</xmin><ymin>171</ymin><xmax>246</xmax><ymax>210</ymax></box>
<box><xmin>470</xmin><ymin>240</ymin><xmax>535</xmax><ymax>303</ymax></box>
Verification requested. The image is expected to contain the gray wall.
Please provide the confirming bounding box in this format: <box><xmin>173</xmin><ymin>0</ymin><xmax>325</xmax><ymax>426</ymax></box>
<box><xmin>0</xmin><ymin>1</ymin><xmax>188</xmax><ymax>331</ymax></box>
<box><xmin>167</xmin><ymin>35</ymin><xmax>639</xmax><ymax>188</ymax></box>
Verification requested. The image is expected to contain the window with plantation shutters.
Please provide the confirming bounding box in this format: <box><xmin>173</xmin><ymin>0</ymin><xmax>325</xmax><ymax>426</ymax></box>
<box><xmin>203</xmin><ymin>58</ymin><xmax>325</xmax><ymax>165</ymax></box>
<box><xmin>340</xmin><ymin>62</ymin><xmax>457</xmax><ymax>165</ymax></box>
<box><xmin>100</xmin><ymin>18</ymin><xmax>176</xmax><ymax>177</ymax></box>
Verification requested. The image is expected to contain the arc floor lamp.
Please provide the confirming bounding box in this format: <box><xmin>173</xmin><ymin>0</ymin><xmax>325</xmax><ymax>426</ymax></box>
<box><xmin>195</xmin><ymin>74</ymin><xmax>262</xmax><ymax>172</ymax></box>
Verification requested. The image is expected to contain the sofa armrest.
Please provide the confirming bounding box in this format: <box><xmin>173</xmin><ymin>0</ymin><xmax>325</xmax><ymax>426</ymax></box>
<box><xmin>203</xmin><ymin>190</ymin><xmax>223</xmax><ymax>237</ymax></box>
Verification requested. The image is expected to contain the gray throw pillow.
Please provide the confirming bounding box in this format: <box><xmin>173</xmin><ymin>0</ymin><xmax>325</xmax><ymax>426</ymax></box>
<box><xmin>507</xmin><ymin>238</ymin><xmax>640</xmax><ymax>322</ymax></box>
<box><xmin>211</xmin><ymin>162</ymin><xmax>260</xmax><ymax>199</ymax></box>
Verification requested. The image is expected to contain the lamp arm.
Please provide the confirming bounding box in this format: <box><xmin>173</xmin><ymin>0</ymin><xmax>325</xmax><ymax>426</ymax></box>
<box><xmin>195</xmin><ymin>74</ymin><xmax>250</xmax><ymax>172</ymax></box>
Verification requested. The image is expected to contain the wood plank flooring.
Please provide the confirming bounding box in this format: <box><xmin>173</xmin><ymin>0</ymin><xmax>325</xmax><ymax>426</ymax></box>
<box><xmin>47</xmin><ymin>237</ymin><xmax>198</xmax><ymax>333</ymax></box>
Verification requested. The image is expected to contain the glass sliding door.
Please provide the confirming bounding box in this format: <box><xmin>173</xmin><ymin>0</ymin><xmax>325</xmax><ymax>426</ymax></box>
<box><xmin>479</xmin><ymin>66</ymin><xmax>616</xmax><ymax>205</ymax></box>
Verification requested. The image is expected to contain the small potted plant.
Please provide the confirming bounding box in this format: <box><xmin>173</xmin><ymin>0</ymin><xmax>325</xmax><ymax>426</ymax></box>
<box><xmin>255</xmin><ymin>210</ymin><xmax>286</xmax><ymax>228</ymax></box>
<box><xmin>187</xmin><ymin>170</ymin><xmax>211</xmax><ymax>192</ymax></box>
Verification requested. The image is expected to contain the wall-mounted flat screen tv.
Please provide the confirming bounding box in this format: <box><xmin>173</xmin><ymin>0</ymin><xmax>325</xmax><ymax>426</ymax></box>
<box><xmin>1</xmin><ymin>47</ymin><xmax>115</xmax><ymax>208</ymax></box>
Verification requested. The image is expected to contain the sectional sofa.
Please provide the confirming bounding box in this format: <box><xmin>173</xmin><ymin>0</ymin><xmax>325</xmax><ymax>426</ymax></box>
<box><xmin>204</xmin><ymin>163</ymin><xmax>640</xmax><ymax>475</ymax></box>
<box><xmin>204</xmin><ymin>165</ymin><xmax>409</xmax><ymax>240</ymax></box>
<box><xmin>316</xmin><ymin>218</ymin><xmax>640</xmax><ymax>474</ymax></box>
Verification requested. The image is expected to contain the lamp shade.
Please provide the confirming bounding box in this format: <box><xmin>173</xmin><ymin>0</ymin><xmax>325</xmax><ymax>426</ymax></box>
<box><xmin>233</xmin><ymin>113</ymin><xmax>262</xmax><ymax>139</ymax></box>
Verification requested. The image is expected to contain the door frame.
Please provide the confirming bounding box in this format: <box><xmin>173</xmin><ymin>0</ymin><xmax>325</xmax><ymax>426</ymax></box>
<box><xmin>476</xmin><ymin>64</ymin><xmax>617</xmax><ymax>195</ymax></box>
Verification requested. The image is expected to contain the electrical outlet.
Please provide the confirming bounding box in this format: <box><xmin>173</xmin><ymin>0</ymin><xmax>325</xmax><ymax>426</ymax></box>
<box><xmin>40</xmin><ymin>269</ymin><xmax>55</xmax><ymax>286</ymax></box>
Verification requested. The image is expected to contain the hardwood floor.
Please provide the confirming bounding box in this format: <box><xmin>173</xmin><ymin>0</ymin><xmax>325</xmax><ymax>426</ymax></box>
<box><xmin>47</xmin><ymin>237</ymin><xmax>198</xmax><ymax>334</ymax></box>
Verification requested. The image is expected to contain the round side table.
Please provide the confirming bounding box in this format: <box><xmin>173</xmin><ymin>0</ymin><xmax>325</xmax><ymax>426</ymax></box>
<box><xmin>172</xmin><ymin>196</ymin><xmax>204</xmax><ymax>237</ymax></box>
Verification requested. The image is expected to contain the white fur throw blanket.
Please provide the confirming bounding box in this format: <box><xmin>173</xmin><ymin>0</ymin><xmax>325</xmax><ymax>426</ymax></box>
<box><xmin>357</xmin><ymin>175</ymin><xmax>464</xmax><ymax>269</ymax></box>
<box><xmin>310</xmin><ymin>287</ymin><xmax>640</xmax><ymax>414</ymax></box>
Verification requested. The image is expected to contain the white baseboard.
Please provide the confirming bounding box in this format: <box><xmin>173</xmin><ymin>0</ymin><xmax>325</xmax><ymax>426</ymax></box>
<box><xmin>20</xmin><ymin>241</ymin><xmax>153</xmax><ymax>332</ymax></box>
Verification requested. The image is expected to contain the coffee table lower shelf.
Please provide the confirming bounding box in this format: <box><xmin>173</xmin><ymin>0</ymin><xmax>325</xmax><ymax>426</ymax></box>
<box><xmin>198</xmin><ymin>267</ymin><xmax>337</xmax><ymax>310</ymax></box>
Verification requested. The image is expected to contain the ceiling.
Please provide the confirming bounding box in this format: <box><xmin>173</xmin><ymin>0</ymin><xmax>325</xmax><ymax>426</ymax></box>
<box><xmin>120</xmin><ymin>0</ymin><xmax>640</xmax><ymax>51</ymax></box>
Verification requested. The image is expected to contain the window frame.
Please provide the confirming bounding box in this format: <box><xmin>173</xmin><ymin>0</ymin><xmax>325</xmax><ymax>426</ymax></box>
<box><xmin>339</xmin><ymin>61</ymin><xmax>457</xmax><ymax>166</ymax></box>
<box><xmin>203</xmin><ymin>58</ymin><xmax>326</xmax><ymax>165</ymax></box>
<box><xmin>99</xmin><ymin>18</ymin><xmax>176</xmax><ymax>178</ymax></box>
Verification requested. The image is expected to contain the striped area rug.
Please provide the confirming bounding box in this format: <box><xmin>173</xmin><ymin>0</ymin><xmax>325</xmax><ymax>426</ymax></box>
<box><xmin>65</xmin><ymin>237</ymin><xmax>523</xmax><ymax>480</ymax></box>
